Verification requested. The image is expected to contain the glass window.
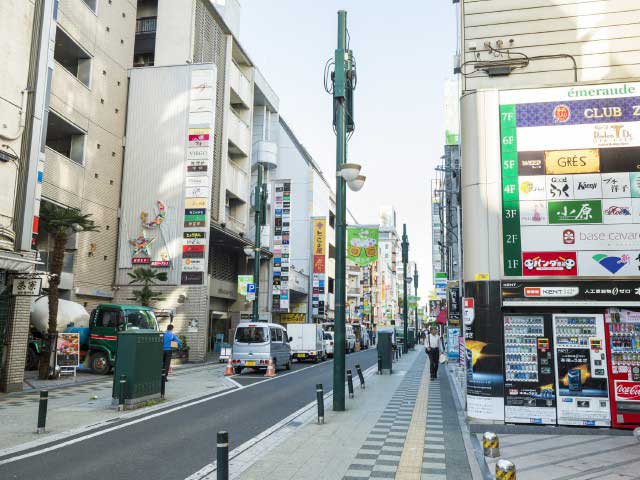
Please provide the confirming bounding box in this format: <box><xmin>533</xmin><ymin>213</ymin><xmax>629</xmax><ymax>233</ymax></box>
<box><xmin>235</xmin><ymin>326</ymin><xmax>268</xmax><ymax>343</ymax></box>
<box><xmin>276</xmin><ymin>329</ymin><xmax>283</xmax><ymax>342</ymax></box>
<box><xmin>270</xmin><ymin>328</ymin><xmax>278</xmax><ymax>342</ymax></box>
<box><xmin>97</xmin><ymin>310</ymin><xmax>119</xmax><ymax>328</ymax></box>
<box><xmin>126</xmin><ymin>310</ymin><xmax>155</xmax><ymax>329</ymax></box>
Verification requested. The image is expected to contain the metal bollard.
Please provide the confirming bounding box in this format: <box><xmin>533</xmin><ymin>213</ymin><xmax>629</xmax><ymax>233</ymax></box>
<box><xmin>160</xmin><ymin>368</ymin><xmax>167</xmax><ymax>399</ymax></box>
<box><xmin>495</xmin><ymin>459</ymin><xmax>516</xmax><ymax>480</ymax></box>
<box><xmin>118</xmin><ymin>374</ymin><xmax>127</xmax><ymax>411</ymax></box>
<box><xmin>36</xmin><ymin>390</ymin><xmax>48</xmax><ymax>434</ymax></box>
<box><xmin>347</xmin><ymin>369</ymin><xmax>354</xmax><ymax>399</ymax></box>
<box><xmin>378</xmin><ymin>354</ymin><xmax>382</xmax><ymax>374</ymax></box>
<box><xmin>355</xmin><ymin>364</ymin><xmax>365</xmax><ymax>389</ymax></box>
<box><xmin>217</xmin><ymin>431</ymin><xmax>229</xmax><ymax>480</ymax></box>
<box><xmin>316</xmin><ymin>383</ymin><xmax>324</xmax><ymax>424</ymax></box>
<box><xmin>482</xmin><ymin>431</ymin><xmax>500</xmax><ymax>458</ymax></box>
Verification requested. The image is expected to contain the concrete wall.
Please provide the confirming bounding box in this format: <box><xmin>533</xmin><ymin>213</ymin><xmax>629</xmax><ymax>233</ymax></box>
<box><xmin>461</xmin><ymin>0</ymin><xmax>640</xmax><ymax>91</ymax></box>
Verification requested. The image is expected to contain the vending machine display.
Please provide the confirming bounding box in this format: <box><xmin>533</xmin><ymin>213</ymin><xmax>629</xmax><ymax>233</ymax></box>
<box><xmin>605</xmin><ymin>309</ymin><xmax>640</xmax><ymax>429</ymax></box>
<box><xmin>503</xmin><ymin>315</ymin><xmax>556</xmax><ymax>424</ymax></box>
<box><xmin>553</xmin><ymin>314</ymin><xmax>610</xmax><ymax>427</ymax></box>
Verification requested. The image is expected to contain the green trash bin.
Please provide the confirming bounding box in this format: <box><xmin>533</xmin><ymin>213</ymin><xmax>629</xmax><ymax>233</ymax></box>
<box><xmin>377</xmin><ymin>330</ymin><xmax>393</xmax><ymax>374</ymax></box>
<box><xmin>408</xmin><ymin>328</ymin><xmax>416</xmax><ymax>349</ymax></box>
<box><xmin>112</xmin><ymin>330</ymin><xmax>163</xmax><ymax>407</ymax></box>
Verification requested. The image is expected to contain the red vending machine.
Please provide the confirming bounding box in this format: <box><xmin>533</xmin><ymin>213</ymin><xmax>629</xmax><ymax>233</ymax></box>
<box><xmin>605</xmin><ymin>308</ymin><xmax>640</xmax><ymax>429</ymax></box>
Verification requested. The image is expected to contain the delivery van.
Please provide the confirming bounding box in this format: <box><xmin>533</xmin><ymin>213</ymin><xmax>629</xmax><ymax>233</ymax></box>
<box><xmin>287</xmin><ymin>323</ymin><xmax>326</xmax><ymax>362</ymax></box>
<box><xmin>231</xmin><ymin>322</ymin><xmax>292</xmax><ymax>374</ymax></box>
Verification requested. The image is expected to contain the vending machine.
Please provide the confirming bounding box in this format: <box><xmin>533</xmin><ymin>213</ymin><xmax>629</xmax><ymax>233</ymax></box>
<box><xmin>553</xmin><ymin>313</ymin><xmax>610</xmax><ymax>427</ymax></box>
<box><xmin>503</xmin><ymin>314</ymin><xmax>557</xmax><ymax>424</ymax></box>
<box><xmin>605</xmin><ymin>308</ymin><xmax>640</xmax><ymax>429</ymax></box>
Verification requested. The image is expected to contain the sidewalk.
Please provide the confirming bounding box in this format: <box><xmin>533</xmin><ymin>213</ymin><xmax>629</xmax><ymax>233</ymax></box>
<box><xmin>229</xmin><ymin>349</ymin><xmax>480</xmax><ymax>480</ymax></box>
<box><xmin>0</xmin><ymin>362</ymin><xmax>231</xmax><ymax>450</ymax></box>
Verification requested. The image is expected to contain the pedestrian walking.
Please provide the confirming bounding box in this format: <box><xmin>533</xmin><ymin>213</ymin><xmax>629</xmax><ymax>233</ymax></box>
<box><xmin>425</xmin><ymin>326</ymin><xmax>444</xmax><ymax>380</ymax></box>
<box><xmin>163</xmin><ymin>324</ymin><xmax>182</xmax><ymax>380</ymax></box>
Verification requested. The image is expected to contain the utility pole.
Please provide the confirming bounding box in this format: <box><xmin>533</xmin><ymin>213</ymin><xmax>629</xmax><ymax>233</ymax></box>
<box><xmin>401</xmin><ymin>224</ymin><xmax>409</xmax><ymax>354</ymax></box>
<box><xmin>413</xmin><ymin>265</ymin><xmax>419</xmax><ymax>333</ymax></box>
<box><xmin>252</xmin><ymin>164</ymin><xmax>266</xmax><ymax>321</ymax></box>
<box><xmin>332</xmin><ymin>10</ymin><xmax>353</xmax><ymax>412</ymax></box>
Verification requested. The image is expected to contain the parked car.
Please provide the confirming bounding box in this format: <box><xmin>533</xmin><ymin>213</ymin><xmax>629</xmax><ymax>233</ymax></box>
<box><xmin>287</xmin><ymin>323</ymin><xmax>326</xmax><ymax>362</ymax></box>
<box><xmin>323</xmin><ymin>322</ymin><xmax>356</xmax><ymax>353</ymax></box>
<box><xmin>231</xmin><ymin>322</ymin><xmax>292</xmax><ymax>374</ymax></box>
<box><xmin>323</xmin><ymin>331</ymin><xmax>334</xmax><ymax>357</ymax></box>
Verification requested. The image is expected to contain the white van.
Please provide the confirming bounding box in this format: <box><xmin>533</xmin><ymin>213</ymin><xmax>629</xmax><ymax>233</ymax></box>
<box><xmin>231</xmin><ymin>322</ymin><xmax>292</xmax><ymax>374</ymax></box>
<box><xmin>287</xmin><ymin>323</ymin><xmax>326</xmax><ymax>362</ymax></box>
<box><xmin>323</xmin><ymin>322</ymin><xmax>356</xmax><ymax>353</ymax></box>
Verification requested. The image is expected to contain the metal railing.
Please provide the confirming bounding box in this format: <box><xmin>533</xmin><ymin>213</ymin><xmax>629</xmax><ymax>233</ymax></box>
<box><xmin>136</xmin><ymin>17</ymin><xmax>157</xmax><ymax>34</ymax></box>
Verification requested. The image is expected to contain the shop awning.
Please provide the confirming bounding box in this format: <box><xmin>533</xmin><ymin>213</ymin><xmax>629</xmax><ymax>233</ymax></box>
<box><xmin>0</xmin><ymin>252</ymin><xmax>42</xmax><ymax>273</ymax></box>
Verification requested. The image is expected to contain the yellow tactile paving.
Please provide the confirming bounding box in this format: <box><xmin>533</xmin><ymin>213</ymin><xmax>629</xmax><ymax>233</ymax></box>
<box><xmin>395</xmin><ymin>357</ymin><xmax>431</xmax><ymax>479</ymax></box>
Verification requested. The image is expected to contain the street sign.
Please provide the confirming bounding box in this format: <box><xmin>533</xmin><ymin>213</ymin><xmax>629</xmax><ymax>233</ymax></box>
<box><xmin>246</xmin><ymin>283</ymin><xmax>256</xmax><ymax>301</ymax></box>
<box><xmin>462</xmin><ymin>297</ymin><xmax>475</xmax><ymax>326</ymax></box>
<box><xmin>12</xmin><ymin>277</ymin><xmax>42</xmax><ymax>296</ymax></box>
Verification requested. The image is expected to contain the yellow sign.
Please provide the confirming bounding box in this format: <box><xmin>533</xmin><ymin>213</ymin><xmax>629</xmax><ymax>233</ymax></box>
<box><xmin>281</xmin><ymin>313</ymin><xmax>306</xmax><ymax>324</ymax></box>
<box><xmin>544</xmin><ymin>149</ymin><xmax>600</xmax><ymax>174</ymax></box>
<box><xmin>312</xmin><ymin>219</ymin><xmax>326</xmax><ymax>256</ymax></box>
<box><xmin>185</xmin><ymin>197</ymin><xmax>207</xmax><ymax>209</ymax></box>
<box><xmin>188</xmin><ymin>128</ymin><xmax>210</xmax><ymax>135</ymax></box>
<box><xmin>474</xmin><ymin>273</ymin><xmax>490</xmax><ymax>281</ymax></box>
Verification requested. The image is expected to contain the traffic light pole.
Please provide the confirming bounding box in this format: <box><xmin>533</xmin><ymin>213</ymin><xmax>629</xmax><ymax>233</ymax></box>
<box><xmin>252</xmin><ymin>164</ymin><xmax>264</xmax><ymax>322</ymax></box>
<box><xmin>402</xmin><ymin>224</ymin><xmax>409</xmax><ymax>354</ymax></box>
<box><xmin>333</xmin><ymin>10</ymin><xmax>348</xmax><ymax>412</ymax></box>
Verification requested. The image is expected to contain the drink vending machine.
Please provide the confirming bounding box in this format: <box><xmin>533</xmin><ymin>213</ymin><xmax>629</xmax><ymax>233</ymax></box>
<box><xmin>552</xmin><ymin>314</ymin><xmax>610</xmax><ymax>427</ymax></box>
<box><xmin>605</xmin><ymin>308</ymin><xmax>640</xmax><ymax>429</ymax></box>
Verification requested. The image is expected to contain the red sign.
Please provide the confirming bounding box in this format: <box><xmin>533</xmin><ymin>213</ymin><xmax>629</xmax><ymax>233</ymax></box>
<box><xmin>524</xmin><ymin>287</ymin><xmax>541</xmax><ymax>297</ymax></box>
<box><xmin>463</xmin><ymin>297</ymin><xmax>474</xmax><ymax>309</ymax></box>
<box><xmin>553</xmin><ymin>104</ymin><xmax>571</xmax><ymax>123</ymax></box>
<box><xmin>313</xmin><ymin>255</ymin><xmax>325</xmax><ymax>274</ymax></box>
<box><xmin>615</xmin><ymin>381</ymin><xmax>640</xmax><ymax>401</ymax></box>
<box><xmin>522</xmin><ymin>251</ymin><xmax>577</xmax><ymax>277</ymax></box>
<box><xmin>562</xmin><ymin>229</ymin><xmax>575</xmax><ymax>245</ymax></box>
<box><xmin>183</xmin><ymin>245</ymin><xmax>205</xmax><ymax>253</ymax></box>
<box><xmin>132</xmin><ymin>257</ymin><xmax>150</xmax><ymax>264</ymax></box>
<box><xmin>151</xmin><ymin>260</ymin><xmax>170</xmax><ymax>268</ymax></box>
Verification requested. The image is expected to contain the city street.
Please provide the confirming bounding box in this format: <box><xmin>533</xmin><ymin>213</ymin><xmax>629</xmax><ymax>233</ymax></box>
<box><xmin>0</xmin><ymin>349</ymin><xmax>378</xmax><ymax>480</ymax></box>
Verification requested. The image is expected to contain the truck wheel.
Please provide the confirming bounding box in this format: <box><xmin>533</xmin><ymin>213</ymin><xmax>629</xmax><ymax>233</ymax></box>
<box><xmin>25</xmin><ymin>347</ymin><xmax>39</xmax><ymax>371</ymax></box>
<box><xmin>285</xmin><ymin>359</ymin><xmax>292</xmax><ymax>370</ymax></box>
<box><xmin>90</xmin><ymin>351</ymin><xmax>110</xmax><ymax>375</ymax></box>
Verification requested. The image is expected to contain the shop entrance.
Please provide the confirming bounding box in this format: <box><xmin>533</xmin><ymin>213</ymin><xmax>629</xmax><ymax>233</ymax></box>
<box><xmin>0</xmin><ymin>282</ymin><xmax>10</xmax><ymax>381</ymax></box>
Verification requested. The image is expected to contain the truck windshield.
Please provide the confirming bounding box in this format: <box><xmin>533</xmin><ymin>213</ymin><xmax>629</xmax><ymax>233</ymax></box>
<box><xmin>235</xmin><ymin>326</ymin><xmax>268</xmax><ymax>343</ymax></box>
<box><xmin>127</xmin><ymin>310</ymin><xmax>157</xmax><ymax>330</ymax></box>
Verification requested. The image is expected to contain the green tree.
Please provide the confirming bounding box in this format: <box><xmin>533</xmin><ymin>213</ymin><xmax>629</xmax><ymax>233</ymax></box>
<box><xmin>39</xmin><ymin>203</ymin><xmax>99</xmax><ymax>380</ymax></box>
<box><xmin>127</xmin><ymin>267</ymin><xmax>167</xmax><ymax>307</ymax></box>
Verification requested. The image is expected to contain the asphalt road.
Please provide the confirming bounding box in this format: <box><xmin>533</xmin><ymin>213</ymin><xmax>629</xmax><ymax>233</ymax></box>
<box><xmin>0</xmin><ymin>347</ymin><xmax>379</xmax><ymax>480</ymax></box>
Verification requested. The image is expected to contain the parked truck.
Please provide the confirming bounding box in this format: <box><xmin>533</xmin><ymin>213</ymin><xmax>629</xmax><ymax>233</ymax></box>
<box><xmin>287</xmin><ymin>323</ymin><xmax>326</xmax><ymax>362</ymax></box>
<box><xmin>28</xmin><ymin>300</ymin><xmax>160</xmax><ymax>374</ymax></box>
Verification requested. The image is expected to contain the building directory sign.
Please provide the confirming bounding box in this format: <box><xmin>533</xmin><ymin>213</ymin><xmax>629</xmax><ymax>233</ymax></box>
<box><xmin>272</xmin><ymin>180</ymin><xmax>292</xmax><ymax>311</ymax></box>
<box><xmin>500</xmin><ymin>82</ymin><xmax>640</xmax><ymax>278</ymax></box>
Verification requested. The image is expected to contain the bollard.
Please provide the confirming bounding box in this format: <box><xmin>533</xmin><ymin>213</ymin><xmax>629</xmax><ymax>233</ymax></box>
<box><xmin>378</xmin><ymin>354</ymin><xmax>382</xmax><ymax>374</ymax></box>
<box><xmin>482</xmin><ymin>431</ymin><xmax>500</xmax><ymax>458</ymax></box>
<box><xmin>355</xmin><ymin>364</ymin><xmax>365</xmax><ymax>389</ymax></box>
<box><xmin>316</xmin><ymin>383</ymin><xmax>324</xmax><ymax>424</ymax></box>
<box><xmin>347</xmin><ymin>369</ymin><xmax>354</xmax><ymax>399</ymax></box>
<box><xmin>160</xmin><ymin>368</ymin><xmax>167</xmax><ymax>399</ymax></box>
<box><xmin>634</xmin><ymin>427</ymin><xmax>640</xmax><ymax>442</ymax></box>
<box><xmin>118</xmin><ymin>374</ymin><xmax>127</xmax><ymax>411</ymax></box>
<box><xmin>36</xmin><ymin>390</ymin><xmax>48</xmax><ymax>434</ymax></box>
<box><xmin>495</xmin><ymin>459</ymin><xmax>516</xmax><ymax>480</ymax></box>
<box><xmin>217</xmin><ymin>430</ymin><xmax>229</xmax><ymax>480</ymax></box>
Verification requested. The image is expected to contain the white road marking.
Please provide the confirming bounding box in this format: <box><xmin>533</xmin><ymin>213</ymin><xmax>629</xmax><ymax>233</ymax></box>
<box><xmin>0</xmin><ymin>350</ymin><xmax>377</xmax><ymax>466</ymax></box>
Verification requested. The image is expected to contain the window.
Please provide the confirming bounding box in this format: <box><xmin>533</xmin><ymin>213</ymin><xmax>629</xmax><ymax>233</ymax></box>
<box><xmin>329</xmin><ymin>211</ymin><xmax>335</xmax><ymax>228</ymax></box>
<box><xmin>126</xmin><ymin>310</ymin><xmax>156</xmax><ymax>329</ymax></box>
<box><xmin>329</xmin><ymin>244</ymin><xmax>336</xmax><ymax>260</ymax></box>
<box><xmin>95</xmin><ymin>310</ymin><xmax>121</xmax><ymax>328</ymax></box>
<box><xmin>54</xmin><ymin>29</ymin><xmax>91</xmax><ymax>87</ymax></box>
<box><xmin>45</xmin><ymin>111</ymin><xmax>86</xmax><ymax>165</ymax></box>
<box><xmin>328</xmin><ymin>277</ymin><xmax>335</xmax><ymax>294</ymax></box>
<box><xmin>235</xmin><ymin>326</ymin><xmax>268</xmax><ymax>343</ymax></box>
<box><xmin>81</xmin><ymin>0</ymin><xmax>97</xmax><ymax>12</ymax></box>
<box><xmin>282</xmin><ymin>330</ymin><xmax>288</xmax><ymax>342</ymax></box>
<box><xmin>270</xmin><ymin>327</ymin><xmax>278</xmax><ymax>342</ymax></box>
<box><xmin>276</xmin><ymin>329</ymin><xmax>283</xmax><ymax>342</ymax></box>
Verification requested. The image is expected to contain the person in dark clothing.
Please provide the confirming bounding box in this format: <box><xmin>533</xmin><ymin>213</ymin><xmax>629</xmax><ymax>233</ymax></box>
<box><xmin>425</xmin><ymin>326</ymin><xmax>444</xmax><ymax>380</ymax></box>
<box><xmin>163</xmin><ymin>324</ymin><xmax>182</xmax><ymax>380</ymax></box>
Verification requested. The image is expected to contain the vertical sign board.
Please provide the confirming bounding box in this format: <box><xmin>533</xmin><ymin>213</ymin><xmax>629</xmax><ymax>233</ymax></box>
<box><xmin>181</xmin><ymin>67</ymin><xmax>215</xmax><ymax>285</ymax></box>
<box><xmin>500</xmin><ymin>82</ymin><xmax>640</xmax><ymax>278</ymax></box>
<box><xmin>272</xmin><ymin>181</ymin><xmax>292</xmax><ymax>311</ymax></box>
<box><xmin>311</xmin><ymin>217</ymin><xmax>327</xmax><ymax>318</ymax></box>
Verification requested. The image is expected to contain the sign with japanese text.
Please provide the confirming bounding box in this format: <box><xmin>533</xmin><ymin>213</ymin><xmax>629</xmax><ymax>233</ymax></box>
<box><xmin>12</xmin><ymin>277</ymin><xmax>42</xmax><ymax>296</ymax></box>
<box><xmin>500</xmin><ymin>82</ymin><xmax>640</xmax><ymax>278</ymax></box>
<box><xmin>346</xmin><ymin>225</ymin><xmax>379</xmax><ymax>266</ymax></box>
<box><xmin>312</xmin><ymin>218</ymin><xmax>326</xmax><ymax>256</ymax></box>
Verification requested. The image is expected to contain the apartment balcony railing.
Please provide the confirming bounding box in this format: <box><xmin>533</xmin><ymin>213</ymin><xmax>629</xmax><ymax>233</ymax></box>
<box><xmin>136</xmin><ymin>17</ymin><xmax>157</xmax><ymax>34</ymax></box>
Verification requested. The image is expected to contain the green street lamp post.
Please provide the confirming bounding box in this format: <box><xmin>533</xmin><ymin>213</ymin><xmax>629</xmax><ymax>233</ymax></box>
<box><xmin>252</xmin><ymin>164</ymin><xmax>267</xmax><ymax>321</ymax></box>
<box><xmin>413</xmin><ymin>265</ymin><xmax>419</xmax><ymax>337</ymax></box>
<box><xmin>401</xmin><ymin>224</ymin><xmax>409</xmax><ymax>354</ymax></box>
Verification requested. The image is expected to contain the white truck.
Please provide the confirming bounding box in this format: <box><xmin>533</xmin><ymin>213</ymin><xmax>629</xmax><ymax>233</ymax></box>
<box><xmin>287</xmin><ymin>323</ymin><xmax>326</xmax><ymax>363</ymax></box>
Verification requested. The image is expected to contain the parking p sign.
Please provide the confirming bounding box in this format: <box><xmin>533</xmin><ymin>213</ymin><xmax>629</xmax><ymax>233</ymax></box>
<box><xmin>246</xmin><ymin>283</ymin><xmax>256</xmax><ymax>301</ymax></box>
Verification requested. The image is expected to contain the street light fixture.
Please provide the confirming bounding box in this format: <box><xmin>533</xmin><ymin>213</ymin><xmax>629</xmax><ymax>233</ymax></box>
<box><xmin>338</xmin><ymin>163</ymin><xmax>361</xmax><ymax>182</ymax></box>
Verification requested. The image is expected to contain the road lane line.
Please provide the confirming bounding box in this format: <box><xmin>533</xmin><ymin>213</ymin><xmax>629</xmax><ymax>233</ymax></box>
<box><xmin>0</xmin><ymin>350</ymin><xmax>378</xmax><ymax>465</ymax></box>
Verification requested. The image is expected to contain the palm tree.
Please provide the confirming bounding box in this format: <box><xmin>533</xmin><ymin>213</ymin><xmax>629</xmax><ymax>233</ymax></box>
<box><xmin>38</xmin><ymin>202</ymin><xmax>99</xmax><ymax>379</ymax></box>
<box><xmin>127</xmin><ymin>267</ymin><xmax>167</xmax><ymax>307</ymax></box>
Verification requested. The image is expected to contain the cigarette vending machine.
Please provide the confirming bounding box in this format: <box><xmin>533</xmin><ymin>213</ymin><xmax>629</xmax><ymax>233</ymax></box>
<box><xmin>553</xmin><ymin>313</ymin><xmax>610</xmax><ymax>427</ymax></box>
<box><xmin>605</xmin><ymin>308</ymin><xmax>640</xmax><ymax>429</ymax></box>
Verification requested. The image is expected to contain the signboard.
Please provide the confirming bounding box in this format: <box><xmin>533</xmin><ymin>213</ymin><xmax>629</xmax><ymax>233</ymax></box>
<box><xmin>56</xmin><ymin>333</ymin><xmax>80</xmax><ymax>367</ymax></box>
<box><xmin>246</xmin><ymin>283</ymin><xmax>256</xmax><ymax>301</ymax></box>
<box><xmin>312</xmin><ymin>219</ymin><xmax>326</xmax><ymax>256</ymax></box>
<box><xmin>311</xmin><ymin>216</ymin><xmax>326</xmax><ymax>318</ymax></box>
<box><xmin>272</xmin><ymin>181</ymin><xmax>292</xmax><ymax>311</ymax></box>
<box><xmin>435</xmin><ymin>271</ymin><xmax>447</xmax><ymax>298</ymax></box>
<box><xmin>500</xmin><ymin>81</ymin><xmax>640</xmax><ymax>278</ymax></box>
<box><xmin>281</xmin><ymin>313</ymin><xmax>306</xmax><ymax>324</ymax></box>
<box><xmin>346</xmin><ymin>226</ymin><xmax>379</xmax><ymax>266</ymax></box>
<box><xmin>238</xmin><ymin>275</ymin><xmax>253</xmax><ymax>296</ymax></box>
<box><xmin>448</xmin><ymin>286</ymin><xmax>461</xmax><ymax>321</ymax></box>
<box><xmin>12</xmin><ymin>277</ymin><xmax>42</xmax><ymax>296</ymax></box>
<box><xmin>502</xmin><ymin>280</ymin><xmax>640</xmax><ymax>305</ymax></box>
<box><xmin>462</xmin><ymin>297</ymin><xmax>475</xmax><ymax>326</ymax></box>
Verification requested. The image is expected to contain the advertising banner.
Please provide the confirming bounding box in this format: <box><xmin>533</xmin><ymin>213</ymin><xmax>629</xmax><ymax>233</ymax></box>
<box><xmin>448</xmin><ymin>286</ymin><xmax>461</xmax><ymax>322</ymax></box>
<box><xmin>281</xmin><ymin>313</ymin><xmax>306</xmax><ymax>324</ymax></box>
<box><xmin>347</xmin><ymin>226</ymin><xmax>379</xmax><ymax>266</ymax></box>
<box><xmin>502</xmin><ymin>280</ymin><xmax>640</xmax><ymax>305</ymax></box>
<box><xmin>237</xmin><ymin>275</ymin><xmax>253</xmax><ymax>296</ymax></box>
<box><xmin>499</xmin><ymin>81</ymin><xmax>640</xmax><ymax>278</ymax></box>
<box><xmin>310</xmin><ymin>216</ymin><xmax>326</xmax><ymax>318</ymax></box>
<box><xmin>447</xmin><ymin>327</ymin><xmax>460</xmax><ymax>360</ymax></box>
<box><xmin>56</xmin><ymin>333</ymin><xmax>80</xmax><ymax>367</ymax></box>
<box><xmin>312</xmin><ymin>219</ymin><xmax>326</xmax><ymax>257</ymax></box>
<box><xmin>272</xmin><ymin>181</ymin><xmax>292</xmax><ymax>311</ymax></box>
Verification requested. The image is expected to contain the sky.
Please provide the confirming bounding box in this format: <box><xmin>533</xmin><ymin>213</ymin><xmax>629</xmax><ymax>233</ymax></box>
<box><xmin>239</xmin><ymin>0</ymin><xmax>457</xmax><ymax>301</ymax></box>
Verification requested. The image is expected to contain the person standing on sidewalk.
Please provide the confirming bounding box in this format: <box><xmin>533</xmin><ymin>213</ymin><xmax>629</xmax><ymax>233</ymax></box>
<box><xmin>425</xmin><ymin>326</ymin><xmax>444</xmax><ymax>380</ymax></box>
<box><xmin>163</xmin><ymin>324</ymin><xmax>182</xmax><ymax>380</ymax></box>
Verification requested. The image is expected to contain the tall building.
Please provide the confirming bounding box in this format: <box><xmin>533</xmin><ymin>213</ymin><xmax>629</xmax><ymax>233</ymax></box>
<box><xmin>457</xmin><ymin>0</ymin><xmax>640</xmax><ymax>427</ymax></box>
